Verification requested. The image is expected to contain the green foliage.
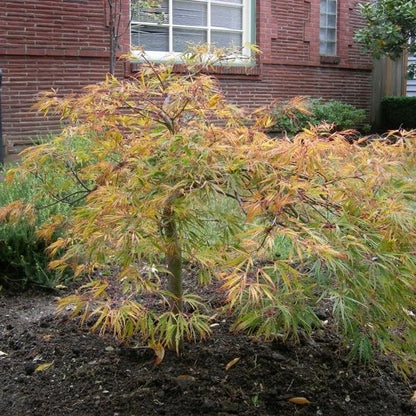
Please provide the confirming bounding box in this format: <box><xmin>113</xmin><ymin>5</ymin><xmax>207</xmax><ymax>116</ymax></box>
<box><xmin>6</xmin><ymin>47</ymin><xmax>416</xmax><ymax>374</ymax></box>
<box><xmin>270</xmin><ymin>97</ymin><xmax>314</xmax><ymax>136</ymax></box>
<box><xmin>381</xmin><ymin>96</ymin><xmax>416</xmax><ymax>130</ymax></box>
<box><xmin>131</xmin><ymin>0</ymin><xmax>166</xmax><ymax>24</ymax></box>
<box><xmin>271</xmin><ymin>98</ymin><xmax>368</xmax><ymax>135</ymax></box>
<box><xmin>354</xmin><ymin>0</ymin><xmax>416</xmax><ymax>59</ymax></box>
<box><xmin>311</xmin><ymin>100</ymin><xmax>368</xmax><ymax>132</ymax></box>
<box><xmin>0</xmin><ymin>164</ymin><xmax>73</xmax><ymax>289</ymax></box>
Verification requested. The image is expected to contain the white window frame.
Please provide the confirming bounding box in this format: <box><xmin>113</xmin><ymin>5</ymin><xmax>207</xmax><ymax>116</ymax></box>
<box><xmin>320</xmin><ymin>0</ymin><xmax>337</xmax><ymax>56</ymax></box>
<box><xmin>130</xmin><ymin>0</ymin><xmax>254</xmax><ymax>62</ymax></box>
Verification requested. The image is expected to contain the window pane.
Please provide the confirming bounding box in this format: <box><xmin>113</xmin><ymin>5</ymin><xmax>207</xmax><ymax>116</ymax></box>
<box><xmin>211</xmin><ymin>5</ymin><xmax>242</xmax><ymax>30</ymax></box>
<box><xmin>326</xmin><ymin>42</ymin><xmax>336</xmax><ymax>55</ymax></box>
<box><xmin>320</xmin><ymin>41</ymin><xmax>326</xmax><ymax>55</ymax></box>
<box><xmin>328</xmin><ymin>0</ymin><xmax>336</xmax><ymax>14</ymax></box>
<box><xmin>326</xmin><ymin>29</ymin><xmax>336</xmax><ymax>41</ymax></box>
<box><xmin>211</xmin><ymin>31</ymin><xmax>242</xmax><ymax>48</ymax></box>
<box><xmin>327</xmin><ymin>14</ymin><xmax>336</xmax><ymax>28</ymax></box>
<box><xmin>173</xmin><ymin>1</ymin><xmax>207</xmax><ymax>26</ymax></box>
<box><xmin>320</xmin><ymin>40</ymin><xmax>336</xmax><ymax>55</ymax></box>
<box><xmin>173</xmin><ymin>29</ymin><xmax>207</xmax><ymax>51</ymax></box>
<box><xmin>133</xmin><ymin>0</ymin><xmax>168</xmax><ymax>23</ymax></box>
<box><xmin>320</xmin><ymin>28</ymin><xmax>336</xmax><ymax>42</ymax></box>
<box><xmin>132</xmin><ymin>25</ymin><xmax>169</xmax><ymax>51</ymax></box>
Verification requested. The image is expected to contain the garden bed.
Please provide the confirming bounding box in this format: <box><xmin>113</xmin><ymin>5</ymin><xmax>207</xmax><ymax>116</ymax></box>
<box><xmin>1</xmin><ymin>288</ymin><xmax>416</xmax><ymax>416</ymax></box>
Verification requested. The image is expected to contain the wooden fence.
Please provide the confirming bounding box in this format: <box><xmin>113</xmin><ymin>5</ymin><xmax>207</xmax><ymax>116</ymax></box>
<box><xmin>371</xmin><ymin>55</ymin><xmax>407</xmax><ymax>131</ymax></box>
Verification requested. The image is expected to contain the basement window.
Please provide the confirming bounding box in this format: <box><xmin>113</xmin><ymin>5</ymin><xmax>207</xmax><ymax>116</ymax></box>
<box><xmin>130</xmin><ymin>0</ymin><xmax>255</xmax><ymax>61</ymax></box>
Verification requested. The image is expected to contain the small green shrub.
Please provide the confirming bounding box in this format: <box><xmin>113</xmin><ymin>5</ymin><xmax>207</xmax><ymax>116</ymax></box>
<box><xmin>0</xmin><ymin>159</ymin><xmax>77</xmax><ymax>290</ymax></box>
<box><xmin>0</xmin><ymin>168</ymin><xmax>50</xmax><ymax>289</ymax></box>
<box><xmin>381</xmin><ymin>96</ymin><xmax>416</xmax><ymax>130</ymax></box>
<box><xmin>312</xmin><ymin>100</ymin><xmax>368</xmax><ymax>131</ymax></box>
<box><xmin>272</xmin><ymin>97</ymin><xmax>369</xmax><ymax>135</ymax></box>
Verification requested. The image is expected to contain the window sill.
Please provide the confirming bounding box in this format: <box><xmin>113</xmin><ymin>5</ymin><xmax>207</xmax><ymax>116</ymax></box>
<box><xmin>320</xmin><ymin>56</ymin><xmax>340</xmax><ymax>65</ymax></box>
<box><xmin>130</xmin><ymin>61</ymin><xmax>261</xmax><ymax>77</ymax></box>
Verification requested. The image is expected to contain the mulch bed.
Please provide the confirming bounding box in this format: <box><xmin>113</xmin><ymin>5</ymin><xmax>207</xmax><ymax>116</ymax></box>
<box><xmin>1</xmin><ymin>289</ymin><xmax>416</xmax><ymax>416</ymax></box>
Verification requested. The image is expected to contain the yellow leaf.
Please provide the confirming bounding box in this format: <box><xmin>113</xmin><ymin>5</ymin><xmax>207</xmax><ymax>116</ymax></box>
<box><xmin>225</xmin><ymin>357</ymin><xmax>240</xmax><ymax>370</ymax></box>
<box><xmin>35</xmin><ymin>362</ymin><xmax>54</xmax><ymax>372</ymax></box>
<box><xmin>411</xmin><ymin>391</ymin><xmax>416</xmax><ymax>402</ymax></box>
<box><xmin>288</xmin><ymin>397</ymin><xmax>311</xmax><ymax>405</ymax></box>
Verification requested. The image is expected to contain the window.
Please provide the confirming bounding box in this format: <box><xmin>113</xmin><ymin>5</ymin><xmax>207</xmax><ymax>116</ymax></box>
<box><xmin>320</xmin><ymin>0</ymin><xmax>337</xmax><ymax>56</ymax></box>
<box><xmin>131</xmin><ymin>0</ymin><xmax>254</xmax><ymax>60</ymax></box>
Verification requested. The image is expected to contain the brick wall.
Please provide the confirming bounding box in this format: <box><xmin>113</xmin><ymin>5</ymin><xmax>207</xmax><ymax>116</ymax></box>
<box><xmin>0</xmin><ymin>0</ymin><xmax>130</xmax><ymax>152</ymax></box>
<box><xmin>217</xmin><ymin>0</ymin><xmax>372</xmax><ymax>112</ymax></box>
<box><xmin>0</xmin><ymin>0</ymin><xmax>372</xmax><ymax>153</ymax></box>
<box><xmin>1</xmin><ymin>56</ymin><xmax>111</xmax><ymax>150</ymax></box>
<box><xmin>219</xmin><ymin>64</ymin><xmax>372</xmax><ymax>118</ymax></box>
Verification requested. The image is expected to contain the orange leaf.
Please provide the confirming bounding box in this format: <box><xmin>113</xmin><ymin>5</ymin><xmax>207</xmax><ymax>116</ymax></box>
<box><xmin>288</xmin><ymin>397</ymin><xmax>311</xmax><ymax>405</ymax></box>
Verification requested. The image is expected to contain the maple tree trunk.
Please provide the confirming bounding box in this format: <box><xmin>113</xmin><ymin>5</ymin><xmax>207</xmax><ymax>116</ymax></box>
<box><xmin>162</xmin><ymin>206</ymin><xmax>183</xmax><ymax>314</ymax></box>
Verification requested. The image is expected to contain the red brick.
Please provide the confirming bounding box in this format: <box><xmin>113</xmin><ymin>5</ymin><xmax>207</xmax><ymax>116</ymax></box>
<box><xmin>1</xmin><ymin>0</ymin><xmax>372</xmax><ymax>151</ymax></box>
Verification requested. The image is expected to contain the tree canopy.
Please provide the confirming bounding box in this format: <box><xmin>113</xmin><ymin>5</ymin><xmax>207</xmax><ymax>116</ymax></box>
<box><xmin>354</xmin><ymin>0</ymin><xmax>416</xmax><ymax>59</ymax></box>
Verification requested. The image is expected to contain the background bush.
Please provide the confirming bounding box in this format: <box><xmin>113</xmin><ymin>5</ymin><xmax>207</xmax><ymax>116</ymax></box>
<box><xmin>272</xmin><ymin>97</ymin><xmax>369</xmax><ymax>135</ymax></box>
<box><xmin>381</xmin><ymin>96</ymin><xmax>416</xmax><ymax>130</ymax></box>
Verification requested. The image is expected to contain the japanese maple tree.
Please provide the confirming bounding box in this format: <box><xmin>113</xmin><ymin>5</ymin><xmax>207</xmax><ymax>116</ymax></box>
<box><xmin>4</xmin><ymin>47</ymin><xmax>416</xmax><ymax>372</ymax></box>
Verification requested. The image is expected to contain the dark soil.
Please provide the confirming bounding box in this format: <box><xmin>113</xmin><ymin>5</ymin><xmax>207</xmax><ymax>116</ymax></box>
<box><xmin>1</xmin><ymin>289</ymin><xmax>416</xmax><ymax>416</ymax></box>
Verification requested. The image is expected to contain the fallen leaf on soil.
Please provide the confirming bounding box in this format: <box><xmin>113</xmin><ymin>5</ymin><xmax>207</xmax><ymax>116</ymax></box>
<box><xmin>35</xmin><ymin>361</ymin><xmax>54</xmax><ymax>372</ymax></box>
<box><xmin>55</xmin><ymin>284</ymin><xmax>67</xmax><ymax>290</ymax></box>
<box><xmin>225</xmin><ymin>357</ymin><xmax>240</xmax><ymax>370</ymax></box>
<box><xmin>288</xmin><ymin>397</ymin><xmax>311</xmax><ymax>405</ymax></box>
<box><xmin>411</xmin><ymin>391</ymin><xmax>416</xmax><ymax>402</ymax></box>
<box><xmin>41</xmin><ymin>334</ymin><xmax>53</xmax><ymax>341</ymax></box>
<box><xmin>176</xmin><ymin>375</ymin><xmax>196</xmax><ymax>381</ymax></box>
<box><xmin>0</xmin><ymin>351</ymin><xmax>7</xmax><ymax>357</ymax></box>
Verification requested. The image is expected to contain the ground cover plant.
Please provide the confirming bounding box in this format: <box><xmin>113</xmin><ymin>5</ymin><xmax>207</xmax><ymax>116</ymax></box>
<box><xmin>2</xmin><ymin>47</ymin><xmax>416</xmax><ymax>375</ymax></box>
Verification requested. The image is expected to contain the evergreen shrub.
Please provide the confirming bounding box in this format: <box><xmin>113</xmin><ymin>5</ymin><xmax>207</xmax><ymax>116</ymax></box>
<box><xmin>381</xmin><ymin>96</ymin><xmax>416</xmax><ymax>130</ymax></box>
<box><xmin>272</xmin><ymin>97</ymin><xmax>369</xmax><ymax>135</ymax></box>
